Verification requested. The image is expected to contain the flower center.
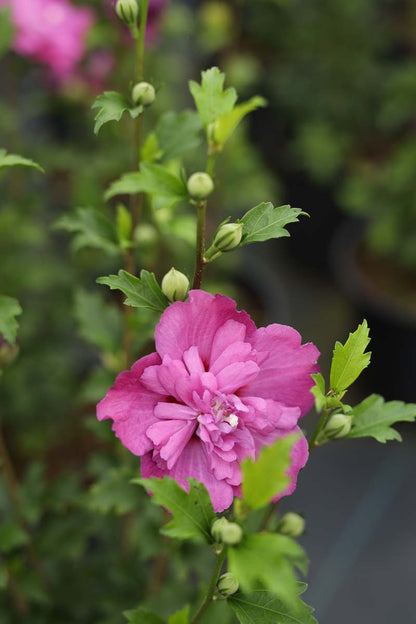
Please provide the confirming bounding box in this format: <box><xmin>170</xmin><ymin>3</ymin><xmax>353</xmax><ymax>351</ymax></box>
<box><xmin>210</xmin><ymin>396</ymin><xmax>240</xmax><ymax>430</ymax></box>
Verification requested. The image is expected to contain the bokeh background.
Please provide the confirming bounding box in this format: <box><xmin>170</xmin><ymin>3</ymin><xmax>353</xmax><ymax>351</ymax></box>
<box><xmin>0</xmin><ymin>1</ymin><xmax>415</xmax><ymax>622</ymax></box>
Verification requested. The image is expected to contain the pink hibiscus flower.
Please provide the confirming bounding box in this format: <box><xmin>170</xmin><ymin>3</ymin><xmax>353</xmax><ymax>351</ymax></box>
<box><xmin>1</xmin><ymin>0</ymin><xmax>94</xmax><ymax>81</ymax></box>
<box><xmin>97</xmin><ymin>290</ymin><xmax>320</xmax><ymax>512</ymax></box>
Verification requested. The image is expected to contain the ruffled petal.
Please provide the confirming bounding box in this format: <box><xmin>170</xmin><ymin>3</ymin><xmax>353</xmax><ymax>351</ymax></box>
<box><xmin>243</xmin><ymin>324</ymin><xmax>320</xmax><ymax>415</ymax></box>
<box><xmin>97</xmin><ymin>353</ymin><xmax>162</xmax><ymax>455</ymax></box>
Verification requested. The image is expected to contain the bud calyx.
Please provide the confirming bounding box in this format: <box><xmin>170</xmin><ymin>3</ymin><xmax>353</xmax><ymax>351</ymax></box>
<box><xmin>161</xmin><ymin>268</ymin><xmax>189</xmax><ymax>302</ymax></box>
<box><xmin>132</xmin><ymin>82</ymin><xmax>156</xmax><ymax>107</ymax></box>
<box><xmin>324</xmin><ymin>412</ymin><xmax>352</xmax><ymax>439</ymax></box>
<box><xmin>115</xmin><ymin>0</ymin><xmax>139</xmax><ymax>25</ymax></box>
<box><xmin>217</xmin><ymin>572</ymin><xmax>239</xmax><ymax>597</ymax></box>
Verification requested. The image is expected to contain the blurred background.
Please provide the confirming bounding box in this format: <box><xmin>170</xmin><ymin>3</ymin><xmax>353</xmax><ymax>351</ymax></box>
<box><xmin>0</xmin><ymin>0</ymin><xmax>415</xmax><ymax>622</ymax></box>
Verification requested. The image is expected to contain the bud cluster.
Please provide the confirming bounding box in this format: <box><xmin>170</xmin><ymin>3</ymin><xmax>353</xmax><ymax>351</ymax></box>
<box><xmin>211</xmin><ymin>517</ymin><xmax>243</xmax><ymax>545</ymax></box>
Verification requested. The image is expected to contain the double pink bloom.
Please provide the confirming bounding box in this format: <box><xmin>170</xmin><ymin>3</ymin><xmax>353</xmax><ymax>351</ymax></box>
<box><xmin>98</xmin><ymin>291</ymin><xmax>320</xmax><ymax>512</ymax></box>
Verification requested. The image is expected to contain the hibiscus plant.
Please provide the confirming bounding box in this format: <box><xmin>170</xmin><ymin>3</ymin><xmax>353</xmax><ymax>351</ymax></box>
<box><xmin>1</xmin><ymin>1</ymin><xmax>415</xmax><ymax>623</ymax></box>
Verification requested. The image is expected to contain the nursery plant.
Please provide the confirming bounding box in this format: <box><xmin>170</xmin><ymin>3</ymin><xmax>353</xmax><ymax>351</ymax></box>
<box><xmin>1</xmin><ymin>1</ymin><xmax>416</xmax><ymax>623</ymax></box>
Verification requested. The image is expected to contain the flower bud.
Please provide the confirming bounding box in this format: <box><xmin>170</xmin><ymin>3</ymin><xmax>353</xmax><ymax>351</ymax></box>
<box><xmin>217</xmin><ymin>572</ymin><xmax>239</xmax><ymax>597</ymax></box>
<box><xmin>324</xmin><ymin>412</ymin><xmax>352</xmax><ymax>439</ymax></box>
<box><xmin>0</xmin><ymin>335</ymin><xmax>19</xmax><ymax>370</ymax></box>
<box><xmin>211</xmin><ymin>518</ymin><xmax>243</xmax><ymax>545</ymax></box>
<box><xmin>187</xmin><ymin>172</ymin><xmax>214</xmax><ymax>201</ymax></box>
<box><xmin>161</xmin><ymin>268</ymin><xmax>189</xmax><ymax>302</ymax></box>
<box><xmin>132</xmin><ymin>82</ymin><xmax>156</xmax><ymax>107</ymax></box>
<box><xmin>278</xmin><ymin>512</ymin><xmax>305</xmax><ymax>537</ymax></box>
<box><xmin>115</xmin><ymin>0</ymin><xmax>139</xmax><ymax>25</ymax></box>
<box><xmin>213</xmin><ymin>223</ymin><xmax>243</xmax><ymax>252</ymax></box>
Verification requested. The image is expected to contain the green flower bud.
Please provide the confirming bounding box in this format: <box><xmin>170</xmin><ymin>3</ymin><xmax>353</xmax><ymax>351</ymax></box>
<box><xmin>132</xmin><ymin>82</ymin><xmax>156</xmax><ymax>107</ymax></box>
<box><xmin>211</xmin><ymin>518</ymin><xmax>243</xmax><ymax>545</ymax></box>
<box><xmin>278</xmin><ymin>512</ymin><xmax>305</xmax><ymax>537</ymax></box>
<box><xmin>213</xmin><ymin>223</ymin><xmax>243</xmax><ymax>252</ymax></box>
<box><xmin>217</xmin><ymin>572</ymin><xmax>239</xmax><ymax>598</ymax></box>
<box><xmin>115</xmin><ymin>0</ymin><xmax>139</xmax><ymax>25</ymax></box>
<box><xmin>187</xmin><ymin>172</ymin><xmax>214</xmax><ymax>201</ymax></box>
<box><xmin>161</xmin><ymin>268</ymin><xmax>189</xmax><ymax>302</ymax></box>
<box><xmin>324</xmin><ymin>412</ymin><xmax>352</xmax><ymax>439</ymax></box>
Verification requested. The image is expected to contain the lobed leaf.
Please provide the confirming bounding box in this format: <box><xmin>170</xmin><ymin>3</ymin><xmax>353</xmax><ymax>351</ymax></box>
<box><xmin>136</xmin><ymin>477</ymin><xmax>216</xmax><ymax>542</ymax></box>
<box><xmin>228</xmin><ymin>588</ymin><xmax>318</xmax><ymax>624</ymax></box>
<box><xmin>241</xmin><ymin>435</ymin><xmax>297</xmax><ymax>510</ymax></box>
<box><xmin>348</xmin><ymin>394</ymin><xmax>416</xmax><ymax>443</ymax></box>
<box><xmin>310</xmin><ymin>373</ymin><xmax>326</xmax><ymax>413</ymax></box>
<box><xmin>168</xmin><ymin>605</ymin><xmax>190</xmax><ymax>624</ymax></box>
<box><xmin>330</xmin><ymin>320</ymin><xmax>371</xmax><ymax>394</ymax></box>
<box><xmin>124</xmin><ymin>608</ymin><xmax>164</xmax><ymax>624</ymax></box>
<box><xmin>0</xmin><ymin>148</ymin><xmax>44</xmax><ymax>172</ymax></box>
<box><xmin>189</xmin><ymin>67</ymin><xmax>237</xmax><ymax>128</ymax></box>
<box><xmin>92</xmin><ymin>91</ymin><xmax>142</xmax><ymax>134</ymax></box>
<box><xmin>214</xmin><ymin>96</ymin><xmax>267</xmax><ymax>147</ymax></box>
<box><xmin>54</xmin><ymin>207</ymin><xmax>120</xmax><ymax>255</ymax></box>
<box><xmin>0</xmin><ymin>295</ymin><xmax>22</xmax><ymax>344</ymax></box>
<box><xmin>97</xmin><ymin>269</ymin><xmax>169</xmax><ymax>313</ymax></box>
<box><xmin>240</xmin><ymin>203</ymin><xmax>306</xmax><ymax>246</ymax></box>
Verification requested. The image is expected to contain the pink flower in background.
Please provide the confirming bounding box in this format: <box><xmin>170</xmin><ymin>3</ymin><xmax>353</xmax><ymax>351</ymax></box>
<box><xmin>97</xmin><ymin>291</ymin><xmax>320</xmax><ymax>512</ymax></box>
<box><xmin>1</xmin><ymin>0</ymin><xmax>94</xmax><ymax>81</ymax></box>
<box><xmin>146</xmin><ymin>0</ymin><xmax>170</xmax><ymax>43</ymax></box>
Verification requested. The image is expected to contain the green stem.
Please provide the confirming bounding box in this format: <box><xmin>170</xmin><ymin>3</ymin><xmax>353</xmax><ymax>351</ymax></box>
<box><xmin>259</xmin><ymin>500</ymin><xmax>280</xmax><ymax>532</ymax></box>
<box><xmin>308</xmin><ymin>408</ymin><xmax>331</xmax><ymax>451</ymax></box>
<box><xmin>190</xmin><ymin>548</ymin><xmax>226</xmax><ymax>624</ymax></box>
<box><xmin>192</xmin><ymin>200</ymin><xmax>207</xmax><ymax>289</ymax></box>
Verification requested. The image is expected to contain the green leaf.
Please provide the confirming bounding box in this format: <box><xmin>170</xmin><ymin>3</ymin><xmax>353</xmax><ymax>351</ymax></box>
<box><xmin>142</xmin><ymin>133</ymin><xmax>163</xmax><ymax>162</ymax></box>
<box><xmin>0</xmin><ymin>8</ymin><xmax>13</xmax><ymax>58</ymax></box>
<box><xmin>241</xmin><ymin>435</ymin><xmax>298</xmax><ymax>510</ymax></box>
<box><xmin>228</xmin><ymin>533</ymin><xmax>308</xmax><ymax>602</ymax></box>
<box><xmin>88</xmin><ymin>468</ymin><xmax>140</xmax><ymax>515</ymax></box>
<box><xmin>74</xmin><ymin>289</ymin><xmax>122</xmax><ymax>355</ymax></box>
<box><xmin>228</xmin><ymin>589</ymin><xmax>318</xmax><ymax>624</ymax></box>
<box><xmin>54</xmin><ymin>207</ymin><xmax>120</xmax><ymax>254</ymax></box>
<box><xmin>124</xmin><ymin>608</ymin><xmax>164</xmax><ymax>624</ymax></box>
<box><xmin>348</xmin><ymin>394</ymin><xmax>416</xmax><ymax>443</ymax></box>
<box><xmin>0</xmin><ymin>148</ymin><xmax>44</xmax><ymax>172</ymax></box>
<box><xmin>330</xmin><ymin>320</ymin><xmax>371</xmax><ymax>394</ymax></box>
<box><xmin>0</xmin><ymin>295</ymin><xmax>22</xmax><ymax>344</ymax></box>
<box><xmin>136</xmin><ymin>477</ymin><xmax>216</xmax><ymax>542</ymax></box>
<box><xmin>310</xmin><ymin>373</ymin><xmax>326</xmax><ymax>413</ymax></box>
<box><xmin>97</xmin><ymin>269</ymin><xmax>169</xmax><ymax>313</ymax></box>
<box><xmin>240</xmin><ymin>203</ymin><xmax>306</xmax><ymax>245</ymax></box>
<box><xmin>189</xmin><ymin>67</ymin><xmax>237</xmax><ymax>129</ymax></box>
<box><xmin>168</xmin><ymin>605</ymin><xmax>190</xmax><ymax>624</ymax></box>
<box><xmin>0</xmin><ymin>521</ymin><xmax>29</xmax><ymax>553</ymax></box>
<box><xmin>105</xmin><ymin>163</ymin><xmax>187</xmax><ymax>207</ymax></box>
<box><xmin>156</xmin><ymin>111</ymin><xmax>202</xmax><ymax>161</ymax></box>
<box><xmin>214</xmin><ymin>96</ymin><xmax>267</xmax><ymax>147</ymax></box>
<box><xmin>91</xmin><ymin>91</ymin><xmax>143</xmax><ymax>134</ymax></box>
<box><xmin>116</xmin><ymin>203</ymin><xmax>133</xmax><ymax>247</ymax></box>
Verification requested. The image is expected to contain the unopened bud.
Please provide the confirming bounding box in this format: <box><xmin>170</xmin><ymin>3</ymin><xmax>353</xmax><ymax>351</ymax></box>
<box><xmin>187</xmin><ymin>172</ymin><xmax>214</xmax><ymax>201</ymax></box>
<box><xmin>115</xmin><ymin>0</ymin><xmax>139</xmax><ymax>25</ymax></box>
<box><xmin>324</xmin><ymin>412</ymin><xmax>352</xmax><ymax>439</ymax></box>
<box><xmin>213</xmin><ymin>222</ymin><xmax>243</xmax><ymax>252</ymax></box>
<box><xmin>132</xmin><ymin>82</ymin><xmax>155</xmax><ymax>107</ymax></box>
<box><xmin>0</xmin><ymin>335</ymin><xmax>19</xmax><ymax>370</ymax></box>
<box><xmin>278</xmin><ymin>512</ymin><xmax>305</xmax><ymax>537</ymax></box>
<box><xmin>161</xmin><ymin>268</ymin><xmax>189</xmax><ymax>302</ymax></box>
<box><xmin>217</xmin><ymin>572</ymin><xmax>239</xmax><ymax>597</ymax></box>
<box><xmin>211</xmin><ymin>518</ymin><xmax>243</xmax><ymax>545</ymax></box>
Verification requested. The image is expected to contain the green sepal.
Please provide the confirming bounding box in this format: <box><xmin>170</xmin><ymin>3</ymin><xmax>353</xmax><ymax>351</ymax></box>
<box><xmin>135</xmin><ymin>476</ymin><xmax>216</xmax><ymax>543</ymax></box>
<box><xmin>348</xmin><ymin>394</ymin><xmax>416</xmax><ymax>443</ymax></box>
<box><xmin>239</xmin><ymin>203</ymin><xmax>307</xmax><ymax>245</ymax></box>
<box><xmin>0</xmin><ymin>295</ymin><xmax>22</xmax><ymax>344</ymax></box>
<box><xmin>97</xmin><ymin>269</ymin><xmax>169</xmax><ymax>313</ymax></box>
<box><xmin>92</xmin><ymin>91</ymin><xmax>143</xmax><ymax>134</ymax></box>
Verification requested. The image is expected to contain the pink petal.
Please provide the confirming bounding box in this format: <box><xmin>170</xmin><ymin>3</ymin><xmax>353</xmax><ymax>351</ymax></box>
<box><xmin>146</xmin><ymin>420</ymin><xmax>196</xmax><ymax>469</ymax></box>
<box><xmin>216</xmin><ymin>360</ymin><xmax>259</xmax><ymax>394</ymax></box>
<box><xmin>154</xmin><ymin>402</ymin><xmax>196</xmax><ymax>421</ymax></box>
<box><xmin>243</xmin><ymin>324</ymin><xmax>320</xmax><ymax>415</ymax></box>
<box><xmin>209</xmin><ymin>319</ymin><xmax>248</xmax><ymax>366</ymax></box>
<box><xmin>272</xmin><ymin>430</ymin><xmax>309</xmax><ymax>501</ymax></box>
<box><xmin>210</xmin><ymin>341</ymin><xmax>253</xmax><ymax>376</ymax></box>
<box><xmin>155</xmin><ymin>290</ymin><xmax>256</xmax><ymax>364</ymax></box>
<box><xmin>183</xmin><ymin>346</ymin><xmax>205</xmax><ymax>375</ymax></box>
<box><xmin>97</xmin><ymin>353</ymin><xmax>162</xmax><ymax>455</ymax></box>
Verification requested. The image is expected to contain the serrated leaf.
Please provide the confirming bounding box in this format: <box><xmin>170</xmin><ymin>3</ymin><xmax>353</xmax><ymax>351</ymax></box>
<box><xmin>330</xmin><ymin>320</ymin><xmax>371</xmax><ymax>394</ymax></box>
<box><xmin>228</xmin><ymin>589</ymin><xmax>318</xmax><ymax>624</ymax></box>
<box><xmin>155</xmin><ymin>111</ymin><xmax>202</xmax><ymax>161</ymax></box>
<box><xmin>105</xmin><ymin>163</ymin><xmax>187</xmax><ymax>207</ymax></box>
<box><xmin>214</xmin><ymin>96</ymin><xmax>267</xmax><ymax>147</ymax></box>
<box><xmin>240</xmin><ymin>203</ymin><xmax>306</xmax><ymax>245</ymax></box>
<box><xmin>97</xmin><ymin>269</ymin><xmax>169</xmax><ymax>313</ymax></box>
<box><xmin>54</xmin><ymin>207</ymin><xmax>119</xmax><ymax>254</ymax></box>
<box><xmin>0</xmin><ymin>148</ymin><xmax>44</xmax><ymax>172</ymax></box>
<box><xmin>310</xmin><ymin>373</ymin><xmax>326</xmax><ymax>413</ymax></box>
<box><xmin>189</xmin><ymin>67</ymin><xmax>237</xmax><ymax>128</ymax></box>
<box><xmin>0</xmin><ymin>295</ymin><xmax>22</xmax><ymax>344</ymax></box>
<box><xmin>123</xmin><ymin>607</ymin><xmax>164</xmax><ymax>624</ymax></box>
<box><xmin>0</xmin><ymin>521</ymin><xmax>29</xmax><ymax>553</ymax></box>
<box><xmin>136</xmin><ymin>477</ymin><xmax>216</xmax><ymax>542</ymax></box>
<box><xmin>92</xmin><ymin>91</ymin><xmax>143</xmax><ymax>134</ymax></box>
<box><xmin>348</xmin><ymin>394</ymin><xmax>416</xmax><ymax>443</ymax></box>
<box><xmin>88</xmin><ymin>468</ymin><xmax>140</xmax><ymax>515</ymax></box>
<box><xmin>168</xmin><ymin>605</ymin><xmax>190</xmax><ymax>624</ymax></box>
<box><xmin>228</xmin><ymin>533</ymin><xmax>308</xmax><ymax>602</ymax></box>
<box><xmin>74</xmin><ymin>289</ymin><xmax>122</xmax><ymax>355</ymax></box>
<box><xmin>242</xmin><ymin>435</ymin><xmax>298</xmax><ymax>510</ymax></box>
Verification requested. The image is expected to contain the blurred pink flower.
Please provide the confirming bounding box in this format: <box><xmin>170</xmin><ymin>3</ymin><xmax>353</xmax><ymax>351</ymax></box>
<box><xmin>97</xmin><ymin>290</ymin><xmax>320</xmax><ymax>512</ymax></box>
<box><xmin>1</xmin><ymin>0</ymin><xmax>94</xmax><ymax>81</ymax></box>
